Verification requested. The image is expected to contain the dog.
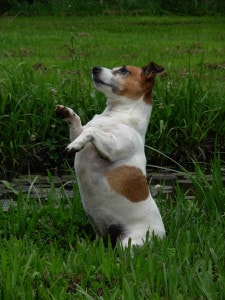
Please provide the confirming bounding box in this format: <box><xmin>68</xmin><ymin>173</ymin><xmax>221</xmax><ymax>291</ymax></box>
<box><xmin>55</xmin><ymin>61</ymin><xmax>165</xmax><ymax>248</ymax></box>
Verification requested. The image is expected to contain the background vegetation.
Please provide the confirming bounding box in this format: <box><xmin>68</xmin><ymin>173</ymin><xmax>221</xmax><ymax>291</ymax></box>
<box><xmin>0</xmin><ymin>3</ymin><xmax>225</xmax><ymax>298</ymax></box>
<box><xmin>0</xmin><ymin>15</ymin><xmax>225</xmax><ymax>178</ymax></box>
<box><xmin>1</xmin><ymin>0</ymin><xmax>225</xmax><ymax>16</ymax></box>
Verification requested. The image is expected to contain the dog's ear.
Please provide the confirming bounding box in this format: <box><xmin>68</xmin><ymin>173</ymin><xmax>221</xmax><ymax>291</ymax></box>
<box><xmin>142</xmin><ymin>61</ymin><xmax>164</xmax><ymax>79</ymax></box>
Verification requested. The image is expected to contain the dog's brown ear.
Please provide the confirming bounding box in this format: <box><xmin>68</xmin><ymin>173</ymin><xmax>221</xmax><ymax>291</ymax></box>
<box><xmin>142</xmin><ymin>61</ymin><xmax>164</xmax><ymax>79</ymax></box>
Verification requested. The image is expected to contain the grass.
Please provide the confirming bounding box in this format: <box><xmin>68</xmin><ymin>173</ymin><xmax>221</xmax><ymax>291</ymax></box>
<box><xmin>0</xmin><ymin>14</ymin><xmax>225</xmax><ymax>298</ymax></box>
<box><xmin>0</xmin><ymin>157</ymin><xmax>225</xmax><ymax>298</ymax></box>
<box><xmin>4</xmin><ymin>0</ymin><xmax>225</xmax><ymax>16</ymax></box>
<box><xmin>0</xmin><ymin>15</ymin><xmax>225</xmax><ymax>177</ymax></box>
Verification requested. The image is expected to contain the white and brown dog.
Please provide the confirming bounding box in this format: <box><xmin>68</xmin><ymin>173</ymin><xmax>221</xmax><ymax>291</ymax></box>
<box><xmin>55</xmin><ymin>61</ymin><xmax>165</xmax><ymax>248</ymax></box>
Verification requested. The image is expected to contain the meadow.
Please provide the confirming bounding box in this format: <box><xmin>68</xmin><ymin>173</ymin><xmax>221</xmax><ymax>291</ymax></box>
<box><xmin>0</xmin><ymin>14</ymin><xmax>225</xmax><ymax>298</ymax></box>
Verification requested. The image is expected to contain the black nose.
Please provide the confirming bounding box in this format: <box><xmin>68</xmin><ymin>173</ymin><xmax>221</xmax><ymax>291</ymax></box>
<box><xmin>93</xmin><ymin>67</ymin><xmax>102</xmax><ymax>74</ymax></box>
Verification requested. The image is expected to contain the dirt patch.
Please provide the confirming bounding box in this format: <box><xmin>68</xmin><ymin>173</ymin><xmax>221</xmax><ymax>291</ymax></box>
<box><xmin>33</xmin><ymin>62</ymin><xmax>48</xmax><ymax>72</ymax></box>
<box><xmin>204</xmin><ymin>62</ymin><xmax>225</xmax><ymax>70</ymax></box>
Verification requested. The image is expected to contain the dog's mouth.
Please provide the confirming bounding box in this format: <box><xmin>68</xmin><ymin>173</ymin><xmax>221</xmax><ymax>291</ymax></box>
<box><xmin>93</xmin><ymin>76</ymin><xmax>111</xmax><ymax>87</ymax></box>
<box><xmin>92</xmin><ymin>67</ymin><xmax>118</xmax><ymax>93</ymax></box>
<box><xmin>93</xmin><ymin>76</ymin><xmax>118</xmax><ymax>92</ymax></box>
<box><xmin>92</xmin><ymin>67</ymin><xmax>107</xmax><ymax>86</ymax></box>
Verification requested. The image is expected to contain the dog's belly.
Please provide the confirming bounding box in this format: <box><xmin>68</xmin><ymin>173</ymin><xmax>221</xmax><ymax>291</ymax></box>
<box><xmin>74</xmin><ymin>144</ymin><xmax>111</xmax><ymax>209</ymax></box>
<box><xmin>74</xmin><ymin>144</ymin><xmax>165</xmax><ymax>239</ymax></box>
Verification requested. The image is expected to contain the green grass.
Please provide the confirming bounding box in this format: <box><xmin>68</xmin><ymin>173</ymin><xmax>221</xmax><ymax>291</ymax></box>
<box><xmin>0</xmin><ymin>15</ymin><xmax>225</xmax><ymax>297</ymax></box>
<box><xmin>0</xmin><ymin>158</ymin><xmax>225</xmax><ymax>298</ymax></box>
<box><xmin>0</xmin><ymin>15</ymin><xmax>225</xmax><ymax>177</ymax></box>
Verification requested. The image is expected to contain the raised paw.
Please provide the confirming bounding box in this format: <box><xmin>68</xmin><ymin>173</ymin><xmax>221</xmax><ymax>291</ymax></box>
<box><xmin>66</xmin><ymin>140</ymin><xmax>84</xmax><ymax>153</ymax></box>
<box><xmin>55</xmin><ymin>105</ymin><xmax>75</xmax><ymax>120</ymax></box>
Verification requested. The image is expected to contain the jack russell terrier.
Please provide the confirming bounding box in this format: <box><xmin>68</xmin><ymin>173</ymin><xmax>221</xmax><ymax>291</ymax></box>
<box><xmin>55</xmin><ymin>61</ymin><xmax>165</xmax><ymax>248</ymax></box>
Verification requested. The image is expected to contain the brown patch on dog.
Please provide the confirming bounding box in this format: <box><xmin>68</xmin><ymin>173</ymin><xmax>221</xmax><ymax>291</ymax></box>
<box><xmin>142</xmin><ymin>79</ymin><xmax>155</xmax><ymax>104</ymax></box>
<box><xmin>105</xmin><ymin>165</ymin><xmax>149</xmax><ymax>202</ymax></box>
<box><xmin>114</xmin><ymin>62</ymin><xmax>163</xmax><ymax>104</ymax></box>
<box><xmin>114</xmin><ymin>66</ymin><xmax>145</xmax><ymax>100</ymax></box>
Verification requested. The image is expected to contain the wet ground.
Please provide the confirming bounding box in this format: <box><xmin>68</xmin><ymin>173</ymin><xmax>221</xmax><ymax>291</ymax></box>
<box><xmin>1</xmin><ymin>168</ymin><xmax>225</xmax><ymax>212</ymax></box>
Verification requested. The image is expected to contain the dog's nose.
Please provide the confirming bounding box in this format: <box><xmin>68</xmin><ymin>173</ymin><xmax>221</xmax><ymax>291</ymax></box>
<box><xmin>92</xmin><ymin>67</ymin><xmax>102</xmax><ymax>74</ymax></box>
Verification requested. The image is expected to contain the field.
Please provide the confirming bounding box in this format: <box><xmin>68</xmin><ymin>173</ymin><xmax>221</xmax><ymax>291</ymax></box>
<box><xmin>1</xmin><ymin>15</ymin><xmax>225</xmax><ymax>177</ymax></box>
<box><xmin>0</xmin><ymin>14</ymin><xmax>225</xmax><ymax>298</ymax></box>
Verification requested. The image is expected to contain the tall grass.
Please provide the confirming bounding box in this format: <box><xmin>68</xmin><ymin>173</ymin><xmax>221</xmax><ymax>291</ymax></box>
<box><xmin>0</xmin><ymin>16</ymin><xmax>225</xmax><ymax>178</ymax></box>
<box><xmin>0</xmin><ymin>157</ymin><xmax>224</xmax><ymax>298</ymax></box>
<box><xmin>0</xmin><ymin>63</ymin><xmax>61</xmax><ymax>176</ymax></box>
<box><xmin>148</xmin><ymin>68</ymin><xmax>225</xmax><ymax>164</ymax></box>
<box><xmin>4</xmin><ymin>0</ymin><xmax>225</xmax><ymax>16</ymax></box>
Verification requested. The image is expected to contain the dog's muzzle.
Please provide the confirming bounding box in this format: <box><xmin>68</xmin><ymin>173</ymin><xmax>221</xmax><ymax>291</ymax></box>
<box><xmin>93</xmin><ymin>66</ymin><xmax>102</xmax><ymax>75</ymax></box>
<box><xmin>92</xmin><ymin>66</ymin><xmax>103</xmax><ymax>84</ymax></box>
<box><xmin>92</xmin><ymin>66</ymin><xmax>117</xmax><ymax>92</ymax></box>
<box><xmin>92</xmin><ymin>66</ymin><xmax>110</xmax><ymax>87</ymax></box>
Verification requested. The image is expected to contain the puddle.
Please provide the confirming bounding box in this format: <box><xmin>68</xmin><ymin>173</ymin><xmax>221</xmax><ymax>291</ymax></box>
<box><xmin>1</xmin><ymin>168</ymin><xmax>225</xmax><ymax>212</ymax></box>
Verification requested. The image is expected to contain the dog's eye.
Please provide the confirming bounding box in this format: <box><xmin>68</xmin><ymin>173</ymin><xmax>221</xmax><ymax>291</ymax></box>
<box><xmin>118</xmin><ymin>66</ymin><xmax>129</xmax><ymax>74</ymax></box>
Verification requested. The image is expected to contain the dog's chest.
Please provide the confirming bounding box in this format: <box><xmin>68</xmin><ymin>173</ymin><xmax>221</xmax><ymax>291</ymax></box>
<box><xmin>74</xmin><ymin>144</ymin><xmax>110</xmax><ymax>196</ymax></box>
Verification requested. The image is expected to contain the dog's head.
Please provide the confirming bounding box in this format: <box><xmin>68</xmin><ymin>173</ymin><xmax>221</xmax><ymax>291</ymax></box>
<box><xmin>92</xmin><ymin>61</ymin><xmax>163</xmax><ymax>104</ymax></box>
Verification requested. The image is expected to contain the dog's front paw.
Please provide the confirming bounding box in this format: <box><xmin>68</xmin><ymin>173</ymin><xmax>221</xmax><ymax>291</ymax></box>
<box><xmin>66</xmin><ymin>140</ymin><xmax>84</xmax><ymax>153</ymax></box>
<box><xmin>55</xmin><ymin>105</ymin><xmax>75</xmax><ymax>120</ymax></box>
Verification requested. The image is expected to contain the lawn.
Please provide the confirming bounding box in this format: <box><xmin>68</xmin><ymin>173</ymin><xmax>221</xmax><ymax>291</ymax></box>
<box><xmin>0</xmin><ymin>15</ymin><xmax>225</xmax><ymax>298</ymax></box>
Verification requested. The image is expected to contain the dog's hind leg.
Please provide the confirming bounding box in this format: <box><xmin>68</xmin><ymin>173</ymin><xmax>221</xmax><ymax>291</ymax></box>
<box><xmin>55</xmin><ymin>105</ymin><xmax>83</xmax><ymax>141</ymax></box>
